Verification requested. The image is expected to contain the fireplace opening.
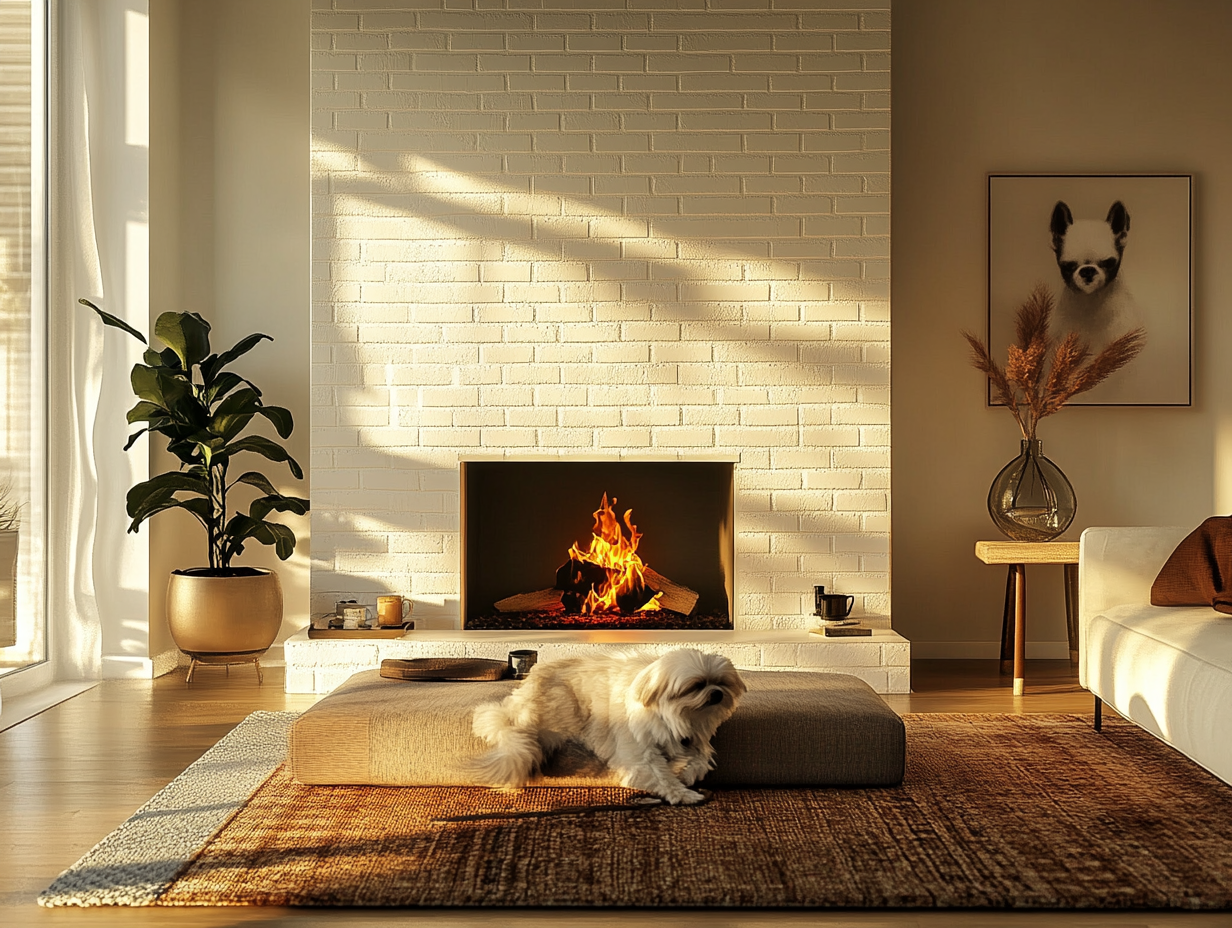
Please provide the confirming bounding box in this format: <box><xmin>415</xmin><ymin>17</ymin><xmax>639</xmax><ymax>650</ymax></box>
<box><xmin>461</xmin><ymin>461</ymin><xmax>734</xmax><ymax>630</ymax></box>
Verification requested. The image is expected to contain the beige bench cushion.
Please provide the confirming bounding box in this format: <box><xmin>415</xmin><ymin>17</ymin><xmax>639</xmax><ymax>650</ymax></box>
<box><xmin>289</xmin><ymin>669</ymin><xmax>905</xmax><ymax>788</ymax></box>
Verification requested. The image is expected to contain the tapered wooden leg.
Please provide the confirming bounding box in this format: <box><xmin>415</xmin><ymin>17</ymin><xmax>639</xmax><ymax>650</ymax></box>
<box><xmin>1064</xmin><ymin>562</ymin><xmax>1080</xmax><ymax>665</ymax></box>
<box><xmin>255</xmin><ymin>659</ymin><xmax>264</xmax><ymax>685</ymax></box>
<box><xmin>1000</xmin><ymin>565</ymin><xmax>1015</xmax><ymax>675</ymax></box>
<box><xmin>186</xmin><ymin>658</ymin><xmax>198</xmax><ymax>685</ymax></box>
<box><xmin>1013</xmin><ymin>563</ymin><xmax>1027</xmax><ymax>696</ymax></box>
<box><xmin>1094</xmin><ymin>695</ymin><xmax>1103</xmax><ymax>732</ymax></box>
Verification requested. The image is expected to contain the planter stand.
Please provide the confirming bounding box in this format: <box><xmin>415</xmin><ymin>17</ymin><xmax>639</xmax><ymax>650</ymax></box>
<box><xmin>185</xmin><ymin>651</ymin><xmax>265</xmax><ymax>685</ymax></box>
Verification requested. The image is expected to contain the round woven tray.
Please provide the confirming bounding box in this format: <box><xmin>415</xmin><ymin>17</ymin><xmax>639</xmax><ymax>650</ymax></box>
<box><xmin>379</xmin><ymin>657</ymin><xmax>511</xmax><ymax>682</ymax></box>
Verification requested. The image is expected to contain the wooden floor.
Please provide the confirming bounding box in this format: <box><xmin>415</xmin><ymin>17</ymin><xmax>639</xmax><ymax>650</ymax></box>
<box><xmin>0</xmin><ymin>660</ymin><xmax>1226</xmax><ymax>928</ymax></box>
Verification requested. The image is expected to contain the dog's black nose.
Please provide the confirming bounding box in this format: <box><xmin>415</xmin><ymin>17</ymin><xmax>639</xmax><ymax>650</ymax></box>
<box><xmin>708</xmin><ymin>689</ymin><xmax>724</xmax><ymax>705</ymax></box>
<box><xmin>1079</xmin><ymin>266</ymin><xmax>1098</xmax><ymax>282</ymax></box>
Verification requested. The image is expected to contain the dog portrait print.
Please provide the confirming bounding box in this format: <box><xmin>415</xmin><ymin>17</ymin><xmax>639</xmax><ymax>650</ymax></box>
<box><xmin>988</xmin><ymin>175</ymin><xmax>1191</xmax><ymax>406</ymax></box>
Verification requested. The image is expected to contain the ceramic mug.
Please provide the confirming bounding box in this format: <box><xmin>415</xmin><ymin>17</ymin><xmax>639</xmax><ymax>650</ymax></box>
<box><xmin>508</xmin><ymin>649</ymin><xmax>538</xmax><ymax>679</ymax></box>
<box><xmin>818</xmin><ymin>592</ymin><xmax>855</xmax><ymax>619</ymax></box>
<box><xmin>376</xmin><ymin>595</ymin><xmax>412</xmax><ymax>627</ymax></box>
<box><xmin>337</xmin><ymin>603</ymin><xmax>369</xmax><ymax>629</ymax></box>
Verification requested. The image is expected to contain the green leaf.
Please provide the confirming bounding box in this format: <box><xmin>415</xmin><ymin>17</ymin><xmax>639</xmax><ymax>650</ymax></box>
<box><xmin>203</xmin><ymin>371</ymin><xmax>245</xmax><ymax>405</ymax></box>
<box><xmin>266</xmin><ymin>521</ymin><xmax>297</xmax><ymax>560</ymax></box>
<box><xmin>129</xmin><ymin>366</ymin><xmax>162</xmax><ymax>405</ymax></box>
<box><xmin>223</xmin><ymin>435</ymin><xmax>304</xmax><ymax>480</ymax></box>
<box><xmin>125</xmin><ymin>401</ymin><xmax>164</xmax><ymax>425</ymax></box>
<box><xmin>256</xmin><ymin>405</ymin><xmax>294</xmax><ymax>439</ymax></box>
<box><xmin>192</xmin><ymin>433</ymin><xmax>228</xmax><ymax>468</ymax></box>
<box><xmin>79</xmin><ymin>299</ymin><xmax>147</xmax><ymax>344</ymax></box>
<box><xmin>165</xmin><ymin>439</ymin><xmax>202</xmax><ymax>466</ymax></box>
<box><xmin>122</xmin><ymin>428</ymin><xmax>149</xmax><ymax>451</ymax></box>
<box><xmin>212</xmin><ymin>387</ymin><xmax>261</xmax><ymax>417</ymax></box>
<box><xmin>249</xmin><ymin>493</ymin><xmax>310</xmax><ymax>522</ymax></box>
<box><xmin>232</xmin><ymin>471</ymin><xmax>278</xmax><ymax>496</ymax></box>
<box><xmin>125</xmin><ymin>474</ymin><xmax>212</xmax><ymax>532</ymax></box>
<box><xmin>142</xmin><ymin>346</ymin><xmax>184</xmax><ymax>371</ymax></box>
<box><xmin>221</xmin><ymin>514</ymin><xmax>297</xmax><ymax>561</ymax></box>
<box><xmin>200</xmin><ymin>332</ymin><xmax>272</xmax><ymax>384</ymax></box>
<box><xmin>126</xmin><ymin>473</ymin><xmax>210</xmax><ymax>519</ymax></box>
<box><xmin>210</xmin><ymin>388</ymin><xmax>262</xmax><ymax>442</ymax></box>
<box><xmin>126</xmin><ymin>496</ymin><xmax>212</xmax><ymax>534</ymax></box>
<box><xmin>129</xmin><ymin>365</ymin><xmax>194</xmax><ymax>413</ymax></box>
<box><xmin>154</xmin><ymin>312</ymin><xmax>212</xmax><ymax>369</ymax></box>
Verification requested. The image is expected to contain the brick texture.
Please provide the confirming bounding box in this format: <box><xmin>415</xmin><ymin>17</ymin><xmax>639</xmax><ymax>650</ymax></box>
<box><xmin>311</xmin><ymin>1</ymin><xmax>890</xmax><ymax>630</ymax></box>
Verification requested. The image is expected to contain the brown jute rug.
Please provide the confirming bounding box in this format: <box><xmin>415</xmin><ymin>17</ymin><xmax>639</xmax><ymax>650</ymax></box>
<box><xmin>157</xmin><ymin>714</ymin><xmax>1232</xmax><ymax>909</ymax></box>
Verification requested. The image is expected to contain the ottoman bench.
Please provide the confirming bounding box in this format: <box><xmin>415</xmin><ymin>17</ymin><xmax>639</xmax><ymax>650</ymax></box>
<box><xmin>289</xmin><ymin>669</ymin><xmax>905</xmax><ymax>788</ymax></box>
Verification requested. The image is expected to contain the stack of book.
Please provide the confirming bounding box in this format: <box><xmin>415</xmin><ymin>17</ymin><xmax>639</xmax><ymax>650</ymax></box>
<box><xmin>809</xmin><ymin>619</ymin><xmax>872</xmax><ymax>637</ymax></box>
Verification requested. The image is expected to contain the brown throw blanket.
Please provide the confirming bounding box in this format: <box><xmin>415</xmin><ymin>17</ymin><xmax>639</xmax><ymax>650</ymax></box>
<box><xmin>1151</xmin><ymin>516</ymin><xmax>1232</xmax><ymax>614</ymax></box>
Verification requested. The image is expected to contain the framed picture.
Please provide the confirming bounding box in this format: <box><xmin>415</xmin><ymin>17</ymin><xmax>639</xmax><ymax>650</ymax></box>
<box><xmin>988</xmin><ymin>174</ymin><xmax>1192</xmax><ymax>406</ymax></box>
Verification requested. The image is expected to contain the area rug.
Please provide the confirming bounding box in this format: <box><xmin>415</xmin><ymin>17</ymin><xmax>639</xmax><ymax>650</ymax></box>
<box><xmin>41</xmin><ymin>712</ymin><xmax>1232</xmax><ymax>909</ymax></box>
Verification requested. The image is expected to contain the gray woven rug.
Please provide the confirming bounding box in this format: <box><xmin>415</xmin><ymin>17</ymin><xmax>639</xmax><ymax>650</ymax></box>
<box><xmin>40</xmin><ymin>712</ymin><xmax>1232</xmax><ymax>909</ymax></box>
<box><xmin>39</xmin><ymin>711</ymin><xmax>294</xmax><ymax>907</ymax></box>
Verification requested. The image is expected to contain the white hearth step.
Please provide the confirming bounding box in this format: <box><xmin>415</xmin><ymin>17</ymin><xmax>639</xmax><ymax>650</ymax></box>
<box><xmin>284</xmin><ymin>628</ymin><xmax>910</xmax><ymax>696</ymax></box>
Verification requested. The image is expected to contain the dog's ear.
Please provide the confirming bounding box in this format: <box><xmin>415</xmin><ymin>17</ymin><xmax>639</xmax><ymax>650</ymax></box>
<box><xmin>630</xmin><ymin>661</ymin><xmax>667</xmax><ymax>710</ymax></box>
<box><xmin>1050</xmin><ymin>201</ymin><xmax>1073</xmax><ymax>254</ymax></box>
<box><xmin>1106</xmin><ymin>200</ymin><xmax>1130</xmax><ymax>248</ymax></box>
<box><xmin>724</xmin><ymin>667</ymin><xmax>749</xmax><ymax>699</ymax></box>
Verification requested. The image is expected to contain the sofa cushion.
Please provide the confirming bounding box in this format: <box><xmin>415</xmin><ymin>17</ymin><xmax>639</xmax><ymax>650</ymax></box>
<box><xmin>289</xmin><ymin>669</ymin><xmax>905</xmax><ymax>788</ymax></box>
<box><xmin>1095</xmin><ymin>602</ymin><xmax>1232</xmax><ymax>674</ymax></box>
<box><xmin>1151</xmin><ymin>516</ymin><xmax>1232</xmax><ymax>614</ymax></box>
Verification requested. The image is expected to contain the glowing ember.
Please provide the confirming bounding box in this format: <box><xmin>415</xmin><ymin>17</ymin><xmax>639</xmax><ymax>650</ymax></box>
<box><xmin>563</xmin><ymin>493</ymin><xmax>663</xmax><ymax>614</ymax></box>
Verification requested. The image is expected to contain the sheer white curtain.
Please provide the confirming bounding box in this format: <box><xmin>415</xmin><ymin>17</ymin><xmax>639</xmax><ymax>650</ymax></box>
<box><xmin>48</xmin><ymin>0</ymin><xmax>149</xmax><ymax>682</ymax></box>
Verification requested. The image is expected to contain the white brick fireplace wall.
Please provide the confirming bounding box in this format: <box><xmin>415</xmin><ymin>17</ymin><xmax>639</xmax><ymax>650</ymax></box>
<box><xmin>310</xmin><ymin>0</ymin><xmax>891</xmax><ymax>632</ymax></box>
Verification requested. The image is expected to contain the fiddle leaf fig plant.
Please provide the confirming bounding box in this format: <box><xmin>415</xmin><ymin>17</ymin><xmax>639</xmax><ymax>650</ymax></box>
<box><xmin>80</xmin><ymin>299</ymin><xmax>309</xmax><ymax>571</ymax></box>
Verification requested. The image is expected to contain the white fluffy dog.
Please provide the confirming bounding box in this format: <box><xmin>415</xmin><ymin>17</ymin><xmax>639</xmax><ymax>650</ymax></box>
<box><xmin>470</xmin><ymin>648</ymin><xmax>747</xmax><ymax>805</ymax></box>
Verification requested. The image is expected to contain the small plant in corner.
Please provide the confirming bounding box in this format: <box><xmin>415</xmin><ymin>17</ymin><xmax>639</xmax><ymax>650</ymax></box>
<box><xmin>0</xmin><ymin>479</ymin><xmax>21</xmax><ymax>532</ymax></box>
<box><xmin>80</xmin><ymin>299</ymin><xmax>309</xmax><ymax>574</ymax></box>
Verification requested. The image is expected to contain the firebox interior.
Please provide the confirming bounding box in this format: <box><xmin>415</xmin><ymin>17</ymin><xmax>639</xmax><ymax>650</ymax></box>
<box><xmin>460</xmin><ymin>461</ymin><xmax>735</xmax><ymax>630</ymax></box>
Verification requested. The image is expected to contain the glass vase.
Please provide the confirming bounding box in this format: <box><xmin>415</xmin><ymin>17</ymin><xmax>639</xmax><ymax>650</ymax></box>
<box><xmin>987</xmin><ymin>439</ymin><xmax>1076</xmax><ymax>542</ymax></box>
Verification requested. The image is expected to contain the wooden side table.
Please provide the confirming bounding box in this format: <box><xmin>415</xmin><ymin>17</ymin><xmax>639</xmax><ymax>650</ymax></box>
<box><xmin>975</xmin><ymin>541</ymin><xmax>1080</xmax><ymax>696</ymax></box>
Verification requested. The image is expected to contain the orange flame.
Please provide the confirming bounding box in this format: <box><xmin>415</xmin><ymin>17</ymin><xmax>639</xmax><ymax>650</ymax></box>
<box><xmin>566</xmin><ymin>493</ymin><xmax>663</xmax><ymax>614</ymax></box>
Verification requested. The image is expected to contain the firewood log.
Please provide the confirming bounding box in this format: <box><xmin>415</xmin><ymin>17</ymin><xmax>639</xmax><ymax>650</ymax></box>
<box><xmin>494</xmin><ymin>588</ymin><xmax>565</xmax><ymax>614</ymax></box>
<box><xmin>642</xmin><ymin>568</ymin><xmax>700</xmax><ymax>616</ymax></box>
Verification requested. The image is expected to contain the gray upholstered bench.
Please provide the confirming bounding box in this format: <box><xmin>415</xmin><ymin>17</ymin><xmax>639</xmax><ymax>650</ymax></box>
<box><xmin>289</xmin><ymin>669</ymin><xmax>905</xmax><ymax>788</ymax></box>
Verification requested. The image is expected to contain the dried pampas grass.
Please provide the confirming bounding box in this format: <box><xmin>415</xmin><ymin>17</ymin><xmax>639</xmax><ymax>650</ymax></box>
<box><xmin>962</xmin><ymin>285</ymin><xmax>1145</xmax><ymax>440</ymax></box>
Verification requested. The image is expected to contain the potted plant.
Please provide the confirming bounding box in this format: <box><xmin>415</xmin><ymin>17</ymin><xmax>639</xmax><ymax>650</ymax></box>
<box><xmin>81</xmin><ymin>299</ymin><xmax>309</xmax><ymax>676</ymax></box>
<box><xmin>0</xmin><ymin>481</ymin><xmax>19</xmax><ymax>650</ymax></box>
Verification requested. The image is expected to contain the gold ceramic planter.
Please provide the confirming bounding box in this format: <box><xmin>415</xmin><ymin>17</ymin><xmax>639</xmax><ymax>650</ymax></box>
<box><xmin>166</xmin><ymin>568</ymin><xmax>283</xmax><ymax>660</ymax></box>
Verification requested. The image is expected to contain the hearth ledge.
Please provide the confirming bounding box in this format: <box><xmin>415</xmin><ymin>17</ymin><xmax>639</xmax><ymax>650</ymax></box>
<box><xmin>284</xmin><ymin>628</ymin><xmax>910</xmax><ymax>696</ymax></box>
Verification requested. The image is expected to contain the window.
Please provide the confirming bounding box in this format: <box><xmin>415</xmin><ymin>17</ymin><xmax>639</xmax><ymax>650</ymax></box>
<box><xmin>0</xmin><ymin>0</ymin><xmax>47</xmax><ymax>676</ymax></box>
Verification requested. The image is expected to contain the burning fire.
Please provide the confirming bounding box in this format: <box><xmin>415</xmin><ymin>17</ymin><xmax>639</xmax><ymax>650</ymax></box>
<box><xmin>564</xmin><ymin>494</ymin><xmax>663</xmax><ymax>614</ymax></box>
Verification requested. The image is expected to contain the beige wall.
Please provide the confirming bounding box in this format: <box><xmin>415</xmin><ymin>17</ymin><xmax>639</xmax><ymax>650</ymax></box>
<box><xmin>893</xmin><ymin>0</ymin><xmax>1232</xmax><ymax>656</ymax></box>
<box><xmin>150</xmin><ymin>0</ymin><xmax>311</xmax><ymax>659</ymax></box>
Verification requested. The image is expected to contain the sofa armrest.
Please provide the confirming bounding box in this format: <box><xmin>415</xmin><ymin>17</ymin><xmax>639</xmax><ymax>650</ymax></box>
<box><xmin>1078</xmin><ymin>525</ymin><xmax>1188</xmax><ymax>685</ymax></box>
<box><xmin>1079</xmin><ymin>526</ymin><xmax>1189</xmax><ymax>616</ymax></box>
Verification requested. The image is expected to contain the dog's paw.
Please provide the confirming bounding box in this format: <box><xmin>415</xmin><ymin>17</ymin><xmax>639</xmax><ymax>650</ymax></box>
<box><xmin>678</xmin><ymin>762</ymin><xmax>707</xmax><ymax>787</ymax></box>
<box><xmin>678</xmin><ymin>754</ymin><xmax>713</xmax><ymax>787</ymax></box>
<box><xmin>673</xmin><ymin>788</ymin><xmax>706</xmax><ymax>805</ymax></box>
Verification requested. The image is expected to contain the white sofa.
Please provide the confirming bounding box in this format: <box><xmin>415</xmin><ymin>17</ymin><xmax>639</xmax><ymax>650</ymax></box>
<box><xmin>1079</xmin><ymin>525</ymin><xmax>1232</xmax><ymax>786</ymax></box>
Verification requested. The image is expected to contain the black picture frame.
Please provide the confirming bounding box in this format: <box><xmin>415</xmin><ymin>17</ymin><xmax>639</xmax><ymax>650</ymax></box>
<box><xmin>987</xmin><ymin>173</ymin><xmax>1192</xmax><ymax>406</ymax></box>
